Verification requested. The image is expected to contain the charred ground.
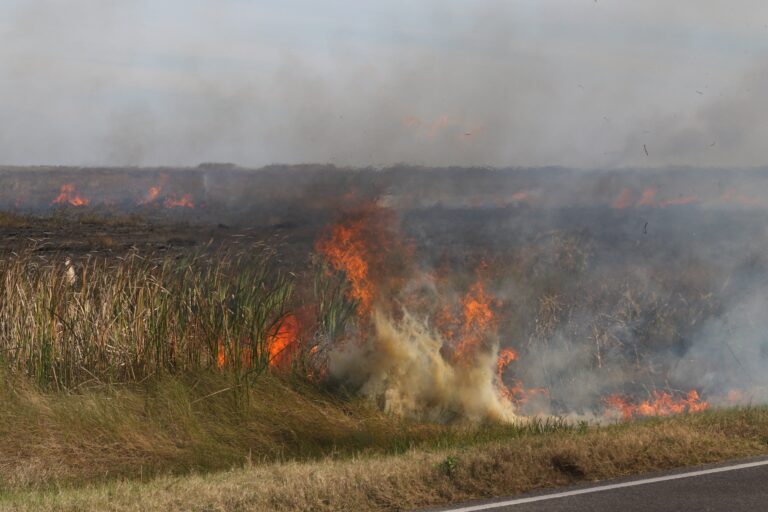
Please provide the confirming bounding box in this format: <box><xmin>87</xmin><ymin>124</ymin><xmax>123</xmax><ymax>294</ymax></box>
<box><xmin>3</xmin><ymin>166</ymin><xmax>768</xmax><ymax>416</ymax></box>
<box><xmin>3</xmin><ymin>166</ymin><xmax>768</xmax><ymax>510</ymax></box>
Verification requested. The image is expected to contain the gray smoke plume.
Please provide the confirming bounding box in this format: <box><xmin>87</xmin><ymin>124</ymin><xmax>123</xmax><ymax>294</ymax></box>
<box><xmin>3</xmin><ymin>1</ymin><xmax>768</xmax><ymax>168</ymax></box>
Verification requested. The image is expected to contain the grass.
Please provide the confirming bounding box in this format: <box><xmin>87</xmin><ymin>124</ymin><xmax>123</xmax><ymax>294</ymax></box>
<box><xmin>0</xmin><ymin>232</ymin><xmax>763</xmax><ymax>510</ymax></box>
<box><xmin>0</xmin><ymin>247</ymin><xmax>295</xmax><ymax>389</ymax></box>
<box><xmin>0</xmin><ymin>211</ymin><xmax>31</xmax><ymax>228</ymax></box>
<box><xmin>0</xmin><ymin>209</ymin><xmax>150</xmax><ymax>229</ymax></box>
<box><xmin>0</xmin><ymin>372</ymin><xmax>572</xmax><ymax>491</ymax></box>
<box><xmin>1</xmin><ymin>400</ymin><xmax>767</xmax><ymax>511</ymax></box>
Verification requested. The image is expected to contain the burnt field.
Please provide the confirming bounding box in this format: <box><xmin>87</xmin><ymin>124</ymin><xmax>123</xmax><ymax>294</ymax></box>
<box><xmin>3</xmin><ymin>165</ymin><xmax>768</xmax><ymax>421</ymax></box>
<box><xmin>5</xmin><ymin>166</ymin><xmax>768</xmax><ymax>509</ymax></box>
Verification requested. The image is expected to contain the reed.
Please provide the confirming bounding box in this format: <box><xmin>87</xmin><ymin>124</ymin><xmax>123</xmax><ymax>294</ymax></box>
<box><xmin>0</xmin><ymin>246</ymin><xmax>295</xmax><ymax>389</ymax></box>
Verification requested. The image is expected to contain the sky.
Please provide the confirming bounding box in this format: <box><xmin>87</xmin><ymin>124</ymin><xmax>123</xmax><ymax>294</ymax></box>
<box><xmin>2</xmin><ymin>0</ymin><xmax>768</xmax><ymax>168</ymax></box>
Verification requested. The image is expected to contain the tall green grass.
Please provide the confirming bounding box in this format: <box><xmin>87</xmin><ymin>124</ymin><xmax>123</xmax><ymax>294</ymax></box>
<box><xmin>0</xmin><ymin>247</ymin><xmax>296</xmax><ymax>389</ymax></box>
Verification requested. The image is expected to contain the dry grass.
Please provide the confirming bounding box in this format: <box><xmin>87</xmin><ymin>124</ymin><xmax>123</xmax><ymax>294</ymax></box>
<box><xmin>2</xmin><ymin>406</ymin><xmax>768</xmax><ymax>511</ymax></box>
<box><xmin>0</xmin><ymin>211</ymin><xmax>31</xmax><ymax>228</ymax></box>
<box><xmin>0</xmin><ymin>372</ymin><xmax>571</xmax><ymax>491</ymax></box>
<box><xmin>0</xmin><ymin>219</ymin><xmax>765</xmax><ymax>510</ymax></box>
<box><xmin>0</xmin><ymin>247</ymin><xmax>294</xmax><ymax>388</ymax></box>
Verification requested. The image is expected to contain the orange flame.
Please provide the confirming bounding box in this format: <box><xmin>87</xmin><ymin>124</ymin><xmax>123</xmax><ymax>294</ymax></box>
<box><xmin>720</xmin><ymin>190</ymin><xmax>763</xmax><ymax>208</ymax></box>
<box><xmin>454</xmin><ymin>280</ymin><xmax>496</xmax><ymax>361</ymax></box>
<box><xmin>511</xmin><ymin>190</ymin><xmax>530</xmax><ymax>202</ymax></box>
<box><xmin>317</xmin><ymin>220</ymin><xmax>374</xmax><ymax>314</ymax></box>
<box><xmin>52</xmin><ymin>184</ymin><xmax>90</xmax><ymax>207</ymax></box>
<box><xmin>164</xmin><ymin>194</ymin><xmax>194</xmax><ymax>209</ymax></box>
<box><xmin>612</xmin><ymin>188</ymin><xmax>634</xmax><ymax>209</ymax></box>
<box><xmin>496</xmin><ymin>348</ymin><xmax>518</xmax><ymax>378</ymax></box>
<box><xmin>316</xmin><ymin>204</ymin><xmax>402</xmax><ymax>317</ymax></box>
<box><xmin>140</xmin><ymin>185</ymin><xmax>162</xmax><ymax>205</ymax></box>
<box><xmin>495</xmin><ymin>347</ymin><xmax>549</xmax><ymax>406</ymax></box>
<box><xmin>216</xmin><ymin>341</ymin><xmax>226</xmax><ymax>369</ymax></box>
<box><xmin>604</xmin><ymin>390</ymin><xmax>709</xmax><ymax>420</ymax></box>
<box><xmin>636</xmin><ymin>187</ymin><xmax>658</xmax><ymax>207</ymax></box>
<box><xmin>463</xmin><ymin>281</ymin><xmax>494</xmax><ymax>331</ymax></box>
<box><xmin>215</xmin><ymin>314</ymin><xmax>299</xmax><ymax>371</ymax></box>
<box><xmin>268</xmin><ymin>314</ymin><xmax>300</xmax><ymax>369</ymax></box>
<box><xmin>215</xmin><ymin>341</ymin><xmax>251</xmax><ymax>370</ymax></box>
<box><xmin>403</xmin><ymin>115</ymin><xmax>453</xmax><ymax>139</ymax></box>
<box><xmin>214</xmin><ymin>314</ymin><xmax>299</xmax><ymax>371</ymax></box>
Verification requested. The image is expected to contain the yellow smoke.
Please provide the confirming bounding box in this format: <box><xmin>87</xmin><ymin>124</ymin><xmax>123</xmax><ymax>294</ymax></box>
<box><xmin>330</xmin><ymin>307</ymin><xmax>519</xmax><ymax>423</ymax></box>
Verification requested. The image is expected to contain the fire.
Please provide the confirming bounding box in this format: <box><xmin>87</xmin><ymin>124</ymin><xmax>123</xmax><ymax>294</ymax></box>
<box><xmin>659</xmin><ymin>194</ymin><xmax>699</xmax><ymax>207</ymax></box>
<box><xmin>403</xmin><ymin>115</ymin><xmax>453</xmax><ymax>139</ymax></box>
<box><xmin>454</xmin><ymin>280</ymin><xmax>496</xmax><ymax>361</ymax></box>
<box><xmin>612</xmin><ymin>188</ymin><xmax>634</xmax><ymax>209</ymax></box>
<box><xmin>612</xmin><ymin>188</ymin><xmax>700</xmax><ymax>209</ymax></box>
<box><xmin>52</xmin><ymin>184</ymin><xmax>90</xmax><ymax>207</ymax></box>
<box><xmin>216</xmin><ymin>341</ymin><xmax>226</xmax><ymax>369</ymax></box>
<box><xmin>720</xmin><ymin>190</ymin><xmax>763</xmax><ymax>208</ymax></box>
<box><xmin>463</xmin><ymin>281</ymin><xmax>494</xmax><ymax>332</ymax></box>
<box><xmin>268</xmin><ymin>314</ymin><xmax>300</xmax><ymax>368</ymax></box>
<box><xmin>511</xmin><ymin>190</ymin><xmax>530</xmax><ymax>202</ymax></box>
<box><xmin>215</xmin><ymin>344</ymin><xmax>254</xmax><ymax>370</ymax></box>
<box><xmin>727</xmin><ymin>389</ymin><xmax>745</xmax><ymax>403</ymax></box>
<box><xmin>317</xmin><ymin>217</ymin><xmax>374</xmax><ymax>314</ymax></box>
<box><xmin>215</xmin><ymin>314</ymin><xmax>299</xmax><ymax>370</ymax></box>
<box><xmin>140</xmin><ymin>185</ymin><xmax>162</xmax><ymax>205</ymax></box>
<box><xmin>315</xmin><ymin>207</ymin><xmax>537</xmax><ymax>421</ymax></box>
<box><xmin>604</xmin><ymin>390</ymin><xmax>709</xmax><ymax>420</ymax></box>
<box><xmin>495</xmin><ymin>347</ymin><xmax>549</xmax><ymax>406</ymax></box>
<box><xmin>496</xmin><ymin>348</ymin><xmax>518</xmax><ymax>377</ymax></box>
<box><xmin>163</xmin><ymin>194</ymin><xmax>194</xmax><ymax>209</ymax></box>
<box><xmin>315</xmin><ymin>203</ymin><xmax>402</xmax><ymax>317</ymax></box>
<box><xmin>636</xmin><ymin>187</ymin><xmax>658</xmax><ymax>207</ymax></box>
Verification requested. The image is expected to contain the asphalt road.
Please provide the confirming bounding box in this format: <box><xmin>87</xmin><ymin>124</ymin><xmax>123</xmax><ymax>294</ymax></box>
<box><xmin>429</xmin><ymin>457</ymin><xmax>768</xmax><ymax>512</ymax></box>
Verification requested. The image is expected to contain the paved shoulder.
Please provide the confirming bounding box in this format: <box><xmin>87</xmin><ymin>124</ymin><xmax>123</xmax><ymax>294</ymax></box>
<box><xmin>428</xmin><ymin>457</ymin><xmax>768</xmax><ymax>512</ymax></box>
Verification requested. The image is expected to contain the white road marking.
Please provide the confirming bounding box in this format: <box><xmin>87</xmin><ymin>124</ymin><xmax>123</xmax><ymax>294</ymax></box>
<box><xmin>440</xmin><ymin>458</ymin><xmax>768</xmax><ymax>511</ymax></box>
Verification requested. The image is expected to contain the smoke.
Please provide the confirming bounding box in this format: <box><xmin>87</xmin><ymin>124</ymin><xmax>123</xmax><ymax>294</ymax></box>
<box><xmin>5</xmin><ymin>0</ymin><xmax>768</xmax><ymax>422</ymax></box>
<box><xmin>3</xmin><ymin>1</ymin><xmax>768</xmax><ymax>167</ymax></box>
<box><xmin>329</xmin><ymin>307</ymin><xmax>518</xmax><ymax>423</ymax></box>
<box><xmin>672</xmin><ymin>288</ymin><xmax>768</xmax><ymax>404</ymax></box>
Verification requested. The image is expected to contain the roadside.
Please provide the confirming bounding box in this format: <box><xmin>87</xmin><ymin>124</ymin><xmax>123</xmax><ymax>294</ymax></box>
<box><xmin>3</xmin><ymin>406</ymin><xmax>768</xmax><ymax>511</ymax></box>
<box><xmin>427</xmin><ymin>457</ymin><xmax>768</xmax><ymax>512</ymax></box>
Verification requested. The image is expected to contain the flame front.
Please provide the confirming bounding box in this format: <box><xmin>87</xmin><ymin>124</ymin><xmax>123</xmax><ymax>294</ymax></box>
<box><xmin>268</xmin><ymin>314</ymin><xmax>300</xmax><ymax>368</ymax></box>
<box><xmin>315</xmin><ymin>203</ymin><xmax>400</xmax><ymax>317</ymax></box>
<box><xmin>52</xmin><ymin>184</ymin><xmax>89</xmax><ymax>207</ymax></box>
<box><xmin>316</xmin><ymin>219</ymin><xmax>374</xmax><ymax>315</ymax></box>
<box><xmin>164</xmin><ymin>194</ymin><xmax>194</xmax><ymax>209</ymax></box>
<box><xmin>215</xmin><ymin>314</ymin><xmax>300</xmax><ymax>371</ymax></box>
<box><xmin>313</xmin><ymin>202</ymin><xmax>722</xmax><ymax>423</ymax></box>
<box><xmin>316</xmin><ymin>204</ymin><xmax>528</xmax><ymax>422</ymax></box>
<box><xmin>140</xmin><ymin>185</ymin><xmax>162</xmax><ymax>205</ymax></box>
<box><xmin>636</xmin><ymin>187</ymin><xmax>658</xmax><ymax>207</ymax></box>
<box><xmin>454</xmin><ymin>280</ymin><xmax>496</xmax><ymax>361</ymax></box>
<box><xmin>612</xmin><ymin>188</ymin><xmax>634</xmax><ymax>209</ymax></box>
<box><xmin>604</xmin><ymin>390</ymin><xmax>709</xmax><ymax>420</ymax></box>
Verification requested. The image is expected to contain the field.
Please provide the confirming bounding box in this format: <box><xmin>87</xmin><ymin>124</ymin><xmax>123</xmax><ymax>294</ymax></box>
<box><xmin>2</xmin><ymin>399</ymin><xmax>768</xmax><ymax>511</ymax></box>
<box><xmin>3</xmin><ymin>166</ymin><xmax>768</xmax><ymax>510</ymax></box>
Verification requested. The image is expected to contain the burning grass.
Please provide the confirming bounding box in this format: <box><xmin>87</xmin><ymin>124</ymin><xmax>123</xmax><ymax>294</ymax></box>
<box><xmin>1</xmin><ymin>196</ymin><xmax>767</xmax><ymax>508</ymax></box>
<box><xmin>0</xmin><ymin>247</ymin><xmax>295</xmax><ymax>389</ymax></box>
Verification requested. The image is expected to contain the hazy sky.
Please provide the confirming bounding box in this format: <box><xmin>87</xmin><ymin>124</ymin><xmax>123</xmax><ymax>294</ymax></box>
<box><xmin>2</xmin><ymin>1</ymin><xmax>768</xmax><ymax>167</ymax></box>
